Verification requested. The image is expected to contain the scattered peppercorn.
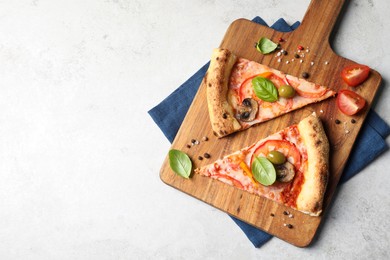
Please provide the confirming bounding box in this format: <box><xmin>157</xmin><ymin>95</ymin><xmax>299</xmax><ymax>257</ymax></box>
<box><xmin>294</xmin><ymin>53</ymin><xmax>300</xmax><ymax>58</ymax></box>
<box><xmin>270</xmin><ymin>213</ymin><xmax>275</xmax><ymax>217</ymax></box>
<box><xmin>302</xmin><ymin>72</ymin><xmax>309</xmax><ymax>79</ymax></box>
<box><xmin>222</xmin><ymin>113</ymin><xmax>228</xmax><ymax>119</ymax></box>
<box><xmin>335</xmin><ymin>119</ymin><xmax>341</xmax><ymax>124</ymax></box>
<box><xmin>283</xmin><ymin>223</ymin><xmax>293</xmax><ymax>228</ymax></box>
<box><xmin>186</xmin><ymin>144</ymin><xmax>191</xmax><ymax>148</ymax></box>
<box><xmin>198</xmin><ymin>156</ymin><xmax>203</xmax><ymax>160</ymax></box>
<box><xmin>191</xmin><ymin>139</ymin><xmax>196</xmax><ymax>144</ymax></box>
<box><xmin>282</xmin><ymin>50</ymin><xmax>288</xmax><ymax>55</ymax></box>
<box><xmin>283</xmin><ymin>210</ymin><xmax>289</xmax><ymax>215</ymax></box>
<box><xmin>202</xmin><ymin>136</ymin><xmax>209</xmax><ymax>141</ymax></box>
<box><xmin>204</xmin><ymin>153</ymin><xmax>211</xmax><ymax>158</ymax></box>
<box><xmin>351</xmin><ymin>119</ymin><xmax>356</xmax><ymax>124</ymax></box>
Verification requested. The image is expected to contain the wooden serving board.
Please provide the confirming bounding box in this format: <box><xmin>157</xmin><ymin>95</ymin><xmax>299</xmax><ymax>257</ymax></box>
<box><xmin>160</xmin><ymin>0</ymin><xmax>382</xmax><ymax>247</ymax></box>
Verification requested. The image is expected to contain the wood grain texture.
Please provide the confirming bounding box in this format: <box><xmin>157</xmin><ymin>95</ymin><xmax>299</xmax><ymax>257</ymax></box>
<box><xmin>159</xmin><ymin>0</ymin><xmax>382</xmax><ymax>247</ymax></box>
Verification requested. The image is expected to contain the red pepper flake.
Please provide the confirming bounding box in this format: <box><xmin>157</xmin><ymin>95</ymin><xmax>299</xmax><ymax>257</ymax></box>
<box><xmin>297</xmin><ymin>45</ymin><xmax>304</xmax><ymax>50</ymax></box>
<box><xmin>278</xmin><ymin>37</ymin><xmax>284</xmax><ymax>42</ymax></box>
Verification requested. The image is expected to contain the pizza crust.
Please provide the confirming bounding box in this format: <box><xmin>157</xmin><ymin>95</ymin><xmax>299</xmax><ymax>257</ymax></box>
<box><xmin>194</xmin><ymin>113</ymin><xmax>329</xmax><ymax>216</ymax></box>
<box><xmin>203</xmin><ymin>48</ymin><xmax>242</xmax><ymax>137</ymax></box>
<box><xmin>296</xmin><ymin>113</ymin><xmax>329</xmax><ymax>216</ymax></box>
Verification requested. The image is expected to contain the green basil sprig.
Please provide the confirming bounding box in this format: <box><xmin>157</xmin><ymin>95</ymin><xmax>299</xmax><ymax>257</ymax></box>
<box><xmin>169</xmin><ymin>149</ymin><xmax>192</xmax><ymax>178</ymax></box>
<box><xmin>252</xmin><ymin>76</ymin><xmax>278</xmax><ymax>102</ymax></box>
<box><xmin>251</xmin><ymin>156</ymin><xmax>276</xmax><ymax>186</ymax></box>
<box><xmin>256</xmin><ymin>37</ymin><xmax>278</xmax><ymax>54</ymax></box>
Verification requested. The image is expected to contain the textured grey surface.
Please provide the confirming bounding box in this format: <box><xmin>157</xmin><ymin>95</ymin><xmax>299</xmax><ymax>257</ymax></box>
<box><xmin>0</xmin><ymin>0</ymin><xmax>389</xmax><ymax>259</ymax></box>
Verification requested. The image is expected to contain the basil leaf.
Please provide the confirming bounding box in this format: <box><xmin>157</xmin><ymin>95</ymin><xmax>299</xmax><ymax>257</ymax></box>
<box><xmin>169</xmin><ymin>149</ymin><xmax>192</xmax><ymax>179</ymax></box>
<box><xmin>252</xmin><ymin>76</ymin><xmax>278</xmax><ymax>102</ymax></box>
<box><xmin>256</xmin><ymin>37</ymin><xmax>278</xmax><ymax>54</ymax></box>
<box><xmin>251</xmin><ymin>156</ymin><xmax>276</xmax><ymax>186</ymax></box>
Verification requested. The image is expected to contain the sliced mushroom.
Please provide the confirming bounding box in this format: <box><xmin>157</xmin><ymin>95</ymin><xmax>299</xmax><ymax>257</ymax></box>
<box><xmin>236</xmin><ymin>98</ymin><xmax>259</xmax><ymax>122</ymax></box>
<box><xmin>276</xmin><ymin>162</ymin><xmax>296</xmax><ymax>182</ymax></box>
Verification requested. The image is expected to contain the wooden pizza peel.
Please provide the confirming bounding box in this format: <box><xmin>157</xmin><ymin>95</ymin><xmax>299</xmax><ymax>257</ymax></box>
<box><xmin>159</xmin><ymin>0</ymin><xmax>382</xmax><ymax>247</ymax></box>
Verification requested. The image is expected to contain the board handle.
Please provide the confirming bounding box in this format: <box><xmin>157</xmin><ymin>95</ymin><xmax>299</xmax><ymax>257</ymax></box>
<box><xmin>294</xmin><ymin>0</ymin><xmax>347</xmax><ymax>43</ymax></box>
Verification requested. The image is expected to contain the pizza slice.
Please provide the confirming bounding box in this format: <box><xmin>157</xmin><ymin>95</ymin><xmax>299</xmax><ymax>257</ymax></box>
<box><xmin>203</xmin><ymin>48</ymin><xmax>336</xmax><ymax>138</ymax></box>
<box><xmin>195</xmin><ymin>113</ymin><xmax>329</xmax><ymax>216</ymax></box>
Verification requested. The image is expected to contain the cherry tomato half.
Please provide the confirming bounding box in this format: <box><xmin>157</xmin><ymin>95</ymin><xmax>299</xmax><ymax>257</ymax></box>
<box><xmin>337</xmin><ymin>89</ymin><xmax>366</xmax><ymax>115</ymax></box>
<box><xmin>341</xmin><ymin>64</ymin><xmax>370</xmax><ymax>87</ymax></box>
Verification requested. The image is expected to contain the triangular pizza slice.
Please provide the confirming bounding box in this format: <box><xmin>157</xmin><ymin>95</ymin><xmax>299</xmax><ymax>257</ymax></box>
<box><xmin>195</xmin><ymin>113</ymin><xmax>329</xmax><ymax>216</ymax></box>
<box><xmin>203</xmin><ymin>48</ymin><xmax>336</xmax><ymax>138</ymax></box>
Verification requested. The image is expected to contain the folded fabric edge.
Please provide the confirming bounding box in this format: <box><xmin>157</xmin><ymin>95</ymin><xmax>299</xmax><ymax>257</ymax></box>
<box><xmin>340</xmin><ymin>124</ymin><xmax>389</xmax><ymax>183</ymax></box>
<box><xmin>230</xmin><ymin>216</ymin><xmax>273</xmax><ymax>248</ymax></box>
<box><xmin>366</xmin><ymin>110</ymin><xmax>390</xmax><ymax>138</ymax></box>
<box><xmin>148</xmin><ymin>62</ymin><xmax>210</xmax><ymax>143</ymax></box>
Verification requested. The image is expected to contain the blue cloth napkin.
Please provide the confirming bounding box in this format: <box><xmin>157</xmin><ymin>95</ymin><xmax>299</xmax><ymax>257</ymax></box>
<box><xmin>148</xmin><ymin>17</ymin><xmax>390</xmax><ymax>248</ymax></box>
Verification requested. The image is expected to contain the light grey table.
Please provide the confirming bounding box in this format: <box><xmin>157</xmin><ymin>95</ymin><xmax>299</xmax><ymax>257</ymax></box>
<box><xmin>0</xmin><ymin>0</ymin><xmax>389</xmax><ymax>259</ymax></box>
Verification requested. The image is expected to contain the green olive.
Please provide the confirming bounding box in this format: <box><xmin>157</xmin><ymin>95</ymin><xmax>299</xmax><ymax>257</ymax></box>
<box><xmin>266</xmin><ymin>151</ymin><xmax>286</xmax><ymax>165</ymax></box>
<box><xmin>278</xmin><ymin>85</ymin><xmax>295</xmax><ymax>98</ymax></box>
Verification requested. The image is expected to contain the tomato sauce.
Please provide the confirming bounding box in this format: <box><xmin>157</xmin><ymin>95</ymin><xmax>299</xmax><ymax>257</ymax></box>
<box><xmin>280</xmin><ymin>164</ymin><xmax>306</xmax><ymax>207</ymax></box>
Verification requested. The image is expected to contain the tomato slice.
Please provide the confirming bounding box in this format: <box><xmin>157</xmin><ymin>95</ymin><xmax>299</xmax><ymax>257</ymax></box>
<box><xmin>337</xmin><ymin>89</ymin><xmax>366</xmax><ymax>115</ymax></box>
<box><xmin>286</xmin><ymin>75</ymin><xmax>328</xmax><ymax>98</ymax></box>
<box><xmin>251</xmin><ymin>140</ymin><xmax>301</xmax><ymax>170</ymax></box>
<box><xmin>239</xmin><ymin>72</ymin><xmax>292</xmax><ymax>111</ymax></box>
<box><xmin>268</xmin><ymin>73</ymin><xmax>289</xmax><ymax>88</ymax></box>
<box><xmin>213</xmin><ymin>174</ymin><xmax>245</xmax><ymax>189</ymax></box>
<box><xmin>239</xmin><ymin>72</ymin><xmax>273</xmax><ymax>102</ymax></box>
<box><xmin>341</xmin><ymin>64</ymin><xmax>370</xmax><ymax>87</ymax></box>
